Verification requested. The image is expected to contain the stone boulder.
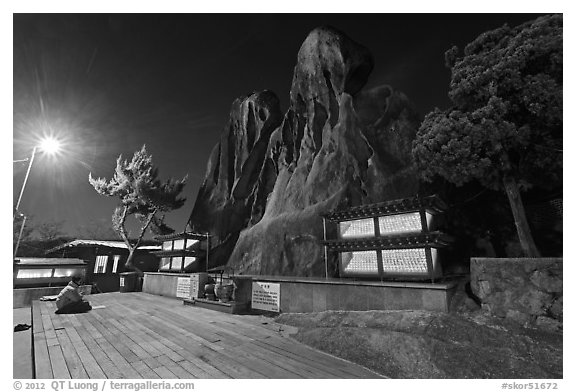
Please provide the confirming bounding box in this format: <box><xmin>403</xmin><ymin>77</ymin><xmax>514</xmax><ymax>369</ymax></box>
<box><xmin>276</xmin><ymin>310</ymin><xmax>563</xmax><ymax>378</ymax></box>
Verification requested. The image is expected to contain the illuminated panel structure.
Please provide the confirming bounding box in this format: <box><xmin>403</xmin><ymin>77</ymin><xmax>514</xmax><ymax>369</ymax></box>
<box><xmin>13</xmin><ymin>258</ymin><xmax>87</xmax><ymax>288</ymax></box>
<box><xmin>322</xmin><ymin>195</ymin><xmax>452</xmax><ymax>281</ymax></box>
<box><xmin>152</xmin><ymin>232</ymin><xmax>209</xmax><ymax>273</ymax></box>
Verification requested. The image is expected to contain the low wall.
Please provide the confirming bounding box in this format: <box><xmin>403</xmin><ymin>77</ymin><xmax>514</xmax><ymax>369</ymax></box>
<box><xmin>142</xmin><ymin>272</ymin><xmax>190</xmax><ymax>297</ymax></box>
<box><xmin>470</xmin><ymin>258</ymin><xmax>562</xmax><ymax>330</ymax></box>
<box><xmin>92</xmin><ymin>275</ymin><xmax>120</xmax><ymax>293</ymax></box>
<box><xmin>13</xmin><ymin>285</ymin><xmax>92</xmax><ymax>309</ymax></box>
<box><xmin>148</xmin><ymin>272</ymin><xmax>456</xmax><ymax>313</ymax></box>
<box><xmin>246</xmin><ymin>276</ymin><xmax>457</xmax><ymax>313</ymax></box>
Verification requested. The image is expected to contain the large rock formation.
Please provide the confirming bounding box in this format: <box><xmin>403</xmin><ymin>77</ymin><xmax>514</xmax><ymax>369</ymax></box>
<box><xmin>188</xmin><ymin>91</ymin><xmax>282</xmax><ymax>266</ymax></box>
<box><xmin>189</xmin><ymin>26</ymin><xmax>421</xmax><ymax>275</ymax></box>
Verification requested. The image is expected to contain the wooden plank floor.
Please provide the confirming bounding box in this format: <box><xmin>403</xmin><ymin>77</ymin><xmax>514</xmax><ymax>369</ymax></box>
<box><xmin>32</xmin><ymin>292</ymin><xmax>383</xmax><ymax>379</ymax></box>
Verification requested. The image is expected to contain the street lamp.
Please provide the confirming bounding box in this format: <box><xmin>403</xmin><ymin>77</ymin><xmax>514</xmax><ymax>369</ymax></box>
<box><xmin>13</xmin><ymin>136</ymin><xmax>62</xmax><ymax>219</ymax></box>
<box><xmin>13</xmin><ymin>211</ymin><xmax>27</xmax><ymax>259</ymax></box>
<box><xmin>13</xmin><ymin>136</ymin><xmax>62</xmax><ymax>258</ymax></box>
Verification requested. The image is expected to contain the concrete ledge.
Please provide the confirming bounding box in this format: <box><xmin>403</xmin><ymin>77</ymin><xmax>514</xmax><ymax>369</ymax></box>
<box><xmin>13</xmin><ymin>307</ymin><xmax>33</xmax><ymax>378</ymax></box>
<box><xmin>245</xmin><ymin>275</ymin><xmax>457</xmax><ymax>290</ymax></box>
<box><xmin>142</xmin><ymin>272</ymin><xmax>190</xmax><ymax>297</ymax></box>
<box><xmin>144</xmin><ymin>272</ymin><xmax>190</xmax><ymax>277</ymax></box>
<box><xmin>13</xmin><ymin>285</ymin><xmax>92</xmax><ymax>309</ymax></box>
<box><xmin>269</xmin><ymin>279</ymin><xmax>455</xmax><ymax>313</ymax></box>
<box><xmin>243</xmin><ymin>276</ymin><xmax>456</xmax><ymax>313</ymax></box>
<box><xmin>144</xmin><ymin>272</ymin><xmax>457</xmax><ymax>313</ymax></box>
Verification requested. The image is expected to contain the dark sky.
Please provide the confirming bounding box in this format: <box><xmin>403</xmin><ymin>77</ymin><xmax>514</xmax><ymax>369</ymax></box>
<box><xmin>13</xmin><ymin>13</ymin><xmax>543</xmax><ymax>237</ymax></box>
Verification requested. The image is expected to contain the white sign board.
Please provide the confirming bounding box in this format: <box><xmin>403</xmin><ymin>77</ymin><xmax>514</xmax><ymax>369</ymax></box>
<box><xmin>176</xmin><ymin>277</ymin><xmax>191</xmax><ymax>298</ymax></box>
<box><xmin>190</xmin><ymin>275</ymin><xmax>200</xmax><ymax>299</ymax></box>
<box><xmin>189</xmin><ymin>273</ymin><xmax>209</xmax><ymax>299</ymax></box>
<box><xmin>251</xmin><ymin>282</ymin><xmax>280</xmax><ymax>312</ymax></box>
<box><xmin>119</xmin><ymin>277</ymin><xmax>125</xmax><ymax>287</ymax></box>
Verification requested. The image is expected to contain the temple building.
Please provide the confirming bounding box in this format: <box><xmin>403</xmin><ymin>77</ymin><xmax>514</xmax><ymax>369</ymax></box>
<box><xmin>152</xmin><ymin>232</ymin><xmax>210</xmax><ymax>273</ymax></box>
<box><xmin>322</xmin><ymin>195</ymin><xmax>452</xmax><ymax>282</ymax></box>
<box><xmin>45</xmin><ymin>239</ymin><xmax>160</xmax><ymax>292</ymax></box>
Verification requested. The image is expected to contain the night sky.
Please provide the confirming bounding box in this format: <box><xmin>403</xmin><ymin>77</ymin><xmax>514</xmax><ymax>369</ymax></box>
<box><xmin>13</xmin><ymin>13</ymin><xmax>544</xmax><ymax>238</ymax></box>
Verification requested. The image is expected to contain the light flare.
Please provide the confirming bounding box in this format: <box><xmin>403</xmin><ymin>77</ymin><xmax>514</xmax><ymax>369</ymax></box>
<box><xmin>38</xmin><ymin>136</ymin><xmax>62</xmax><ymax>155</ymax></box>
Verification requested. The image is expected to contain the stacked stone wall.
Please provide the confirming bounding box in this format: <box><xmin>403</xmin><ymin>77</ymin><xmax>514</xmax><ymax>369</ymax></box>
<box><xmin>470</xmin><ymin>257</ymin><xmax>562</xmax><ymax>331</ymax></box>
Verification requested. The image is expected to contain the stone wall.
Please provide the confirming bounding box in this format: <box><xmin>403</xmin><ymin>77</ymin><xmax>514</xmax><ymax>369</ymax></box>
<box><xmin>470</xmin><ymin>258</ymin><xmax>562</xmax><ymax>331</ymax></box>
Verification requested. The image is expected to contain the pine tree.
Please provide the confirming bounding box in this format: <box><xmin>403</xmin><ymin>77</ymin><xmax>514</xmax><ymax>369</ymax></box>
<box><xmin>89</xmin><ymin>145</ymin><xmax>187</xmax><ymax>271</ymax></box>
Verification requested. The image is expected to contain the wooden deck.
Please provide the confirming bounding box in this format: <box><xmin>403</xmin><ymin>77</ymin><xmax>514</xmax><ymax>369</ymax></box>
<box><xmin>32</xmin><ymin>292</ymin><xmax>383</xmax><ymax>379</ymax></box>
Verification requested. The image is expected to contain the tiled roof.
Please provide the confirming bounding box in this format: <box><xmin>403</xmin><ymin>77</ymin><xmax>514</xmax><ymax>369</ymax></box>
<box><xmin>322</xmin><ymin>231</ymin><xmax>453</xmax><ymax>251</ymax></box>
<box><xmin>14</xmin><ymin>258</ymin><xmax>86</xmax><ymax>266</ymax></box>
<box><xmin>46</xmin><ymin>239</ymin><xmax>161</xmax><ymax>254</ymax></box>
<box><xmin>322</xmin><ymin>195</ymin><xmax>447</xmax><ymax>222</ymax></box>
<box><xmin>153</xmin><ymin>232</ymin><xmax>209</xmax><ymax>241</ymax></box>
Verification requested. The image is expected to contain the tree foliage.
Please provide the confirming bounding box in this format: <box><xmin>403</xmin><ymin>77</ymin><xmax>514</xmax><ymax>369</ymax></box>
<box><xmin>89</xmin><ymin>145</ymin><xmax>187</xmax><ymax>270</ymax></box>
<box><xmin>412</xmin><ymin>14</ymin><xmax>562</xmax><ymax>257</ymax></box>
<box><xmin>13</xmin><ymin>213</ymin><xmax>34</xmax><ymax>246</ymax></box>
<box><xmin>13</xmin><ymin>214</ymin><xmax>71</xmax><ymax>257</ymax></box>
<box><xmin>76</xmin><ymin>219</ymin><xmax>118</xmax><ymax>240</ymax></box>
<box><xmin>36</xmin><ymin>220</ymin><xmax>65</xmax><ymax>241</ymax></box>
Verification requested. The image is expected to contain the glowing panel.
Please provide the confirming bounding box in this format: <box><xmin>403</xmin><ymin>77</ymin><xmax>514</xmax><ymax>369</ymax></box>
<box><xmin>341</xmin><ymin>251</ymin><xmax>379</xmax><ymax>275</ymax></box>
<box><xmin>185</xmin><ymin>239</ymin><xmax>199</xmax><ymax>249</ymax></box>
<box><xmin>162</xmin><ymin>241</ymin><xmax>172</xmax><ymax>250</ymax></box>
<box><xmin>159</xmin><ymin>257</ymin><xmax>171</xmax><ymax>271</ymax></box>
<box><xmin>17</xmin><ymin>269</ymin><xmax>53</xmax><ymax>279</ymax></box>
<box><xmin>53</xmin><ymin>268</ymin><xmax>80</xmax><ymax>278</ymax></box>
<box><xmin>171</xmin><ymin>257</ymin><xmax>183</xmax><ymax>271</ymax></box>
<box><xmin>431</xmin><ymin>247</ymin><xmax>438</xmax><ymax>265</ymax></box>
<box><xmin>94</xmin><ymin>255</ymin><xmax>108</xmax><ymax>274</ymax></box>
<box><xmin>339</xmin><ymin>218</ymin><xmax>375</xmax><ymax>239</ymax></box>
<box><xmin>426</xmin><ymin>212</ymin><xmax>434</xmax><ymax>231</ymax></box>
<box><xmin>173</xmin><ymin>239</ymin><xmax>186</xmax><ymax>250</ymax></box>
<box><xmin>183</xmin><ymin>257</ymin><xmax>196</xmax><ymax>269</ymax></box>
<box><xmin>112</xmin><ymin>255</ymin><xmax>120</xmax><ymax>273</ymax></box>
<box><xmin>381</xmin><ymin>248</ymin><xmax>428</xmax><ymax>274</ymax></box>
<box><xmin>378</xmin><ymin>212</ymin><xmax>422</xmax><ymax>235</ymax></box>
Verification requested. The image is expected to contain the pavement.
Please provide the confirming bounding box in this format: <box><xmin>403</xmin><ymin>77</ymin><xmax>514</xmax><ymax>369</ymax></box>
<box><xmin>13</xmin><ymin>307</ymin><xmax>33</xmax><ymax>379</ymax></box>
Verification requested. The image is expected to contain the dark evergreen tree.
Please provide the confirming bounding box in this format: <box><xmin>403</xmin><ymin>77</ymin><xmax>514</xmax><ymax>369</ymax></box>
<box><xmin>412</xmin><ymin>14</ymin><xmax>562</xmax><ymax>257</ymax></box>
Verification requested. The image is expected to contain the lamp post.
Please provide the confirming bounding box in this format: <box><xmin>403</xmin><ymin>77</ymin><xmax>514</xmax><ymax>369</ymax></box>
<box><xmin>13</xmin><ymin>137</ymin><xmax>62</xmax><ymax>258</ymax></box>
<box><xmin>13</xmin><ymin>136</ymin><xmax>62</xmax><ymax>220</ymax></box>
<box><xmin>14</xmin><ymin>146</ymin><xmax>37</xmax><ymax>220</ymax></box>
<box><xmin>13</xmin><ymin>212</ymin><xmax>27</xmax><ymax>259</ymax></box>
